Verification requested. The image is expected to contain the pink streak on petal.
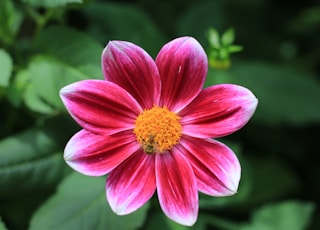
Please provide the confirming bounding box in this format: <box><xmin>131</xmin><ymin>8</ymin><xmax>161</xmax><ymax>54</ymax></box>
<box><xmin>60</xmin><ymin>80</ymin><xmax>142</xmax><ymax>135</ymax></box>
<box><xmin>180</xmin><ymin>84</ymin><xmax>258</xmax><ymax>138</ymax></box>
<box><xmin>64</xmin><ymin>130</ymin><xmax>139</xmax><ymax>176</ymax></box>
<box><xmin>180</xmin><ymin>136</ymin><xmax>241</xmax><ymax>196</ymax></box>
<box><xmin>156</xmin><ymin>37</ymin><xmax>208</xmax><ymax>112</ymax></box>
<box><xmin>106</xmin><ymin>150</ymin><xmax>156</xmax><ymax>215</ymax></box>
<box><xmin>156</xmin><ymin>150</ymin><xmax>198</xmax><ymax>226</ymax></box>
<box><xmin>102</xmin><ymin>40</ymin><xmax>161</xmax><ymax>109</ymax></box>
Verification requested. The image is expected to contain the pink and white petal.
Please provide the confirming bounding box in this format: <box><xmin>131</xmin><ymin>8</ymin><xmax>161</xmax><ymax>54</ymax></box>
<box><xmin>102</xmin><ymin>41</ymin><xmax>161</xmax><ymax>109</ymax></box>
<box><xmin>156</xmin><ymin>37</ymin><xmax>208</xmax><ymax>112</ymax></box>
<box><xmin>64</xmin><ymin>130</ymin><xmax>139</xmax><ymax>176</ymax></box>
<box><xmin>106</xmin><ymin>150</ymin><xmax>156</xmax><ymax>215</ymax></box>
<box><xmin>156</xmin><ymin>150</ymin><xmax>198</xmax><ymax>226</ymax></box>
<box><xmin>180</xmin><ymin>84</ymin><xmax>258</xmax><ymax>138</ymax></box>
<box><xmin>180</xmin><ymin>136</ymin><xmax>241</xmax><ymax>196</ymax></box>
<box><xmin>60</xmin><ymin>80</ymin><xmax>142</xmax><ymax>135</ymax></box>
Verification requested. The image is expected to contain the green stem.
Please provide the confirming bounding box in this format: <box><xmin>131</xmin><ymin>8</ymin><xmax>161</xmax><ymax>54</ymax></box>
<box><xmin>35</xmin><ymin>9</ymin><xmax>55</xmax><ymax>36</ymax></box>
<box><xmin>25</xmin><ymin>5</ymin><xmax>55</xmax><ymax>37</ymax></box>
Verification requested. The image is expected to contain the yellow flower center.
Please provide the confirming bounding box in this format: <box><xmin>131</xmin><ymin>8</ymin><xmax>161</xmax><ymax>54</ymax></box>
<box><xmin>134</xmin><ymin>106</ymin><xmax>182</xmax><ymax>154</ymax></box>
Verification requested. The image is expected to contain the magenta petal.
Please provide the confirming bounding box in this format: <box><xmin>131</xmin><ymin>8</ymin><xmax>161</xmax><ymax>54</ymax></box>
<box><xmin>180</xmin><ymin>136</ymin><xmax>241</xmax><ymax>196</ymax></box>
<box><xmin>102</xmin><ymin>40</ymin><xmax>161</xmax><ymax>109</ymax></box>
<box><xmin>64</xmin><ymin>130</ymin><xmax>139</xmax><ymax>176</ymax></box>
<box><xmin>106</xmin><ymin>151</ymin><xmax>156</xmax><ymax>215</ymax></box>
<box><xmin>180</xmin><ymin>84</ymin><xmax>258</xmax><ymax>138</ymax></box>
<box><xmin>156</xmin><ymin>150</ymin><xmax>198</xmax><ymax>226</ymax></box>
<box><xmin>60</xmin><ymin>80</ymin><xmax>142</xmax><ymax>135</ymax></box>
<box><xmin>156</xmin><ymin>37</ymin><xmax>208</xmax><ymax>112</ymax></box>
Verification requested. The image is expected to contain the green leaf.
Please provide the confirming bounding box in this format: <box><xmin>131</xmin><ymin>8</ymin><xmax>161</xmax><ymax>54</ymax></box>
<box><xmin>206</xmin><ymin>61</ymin><xmax>320</xmax><ymax>124</ymax></box>
<box><xmin>33</xmin><ymin>26</ymin><xmax>103</xmax><ymax>69</ymax></box>
<box><xmin>22</xmin><ymin>0</ymin><xmax>82</xmax><ymax>8</ymax></box>
<box><xmin>227</xmin><ymin>45</ymin><xmax>243</xmax><ymax>53</ymax></box>
<box><xmin>25</xmin><ymin>26</ymin><xmax>104</xmax><ymax>114</ymax></box>
<box><xmin>240</xmin><ymin>201</ymin><xmax>315</xmax><ymax>230</ymax></box>
<box><xmin>18</xmin><ymin>56</ymin><xmax>90</xmax><ymax>114</ymax></box>
<box><xmin>0</xmin><ymin>0</ymin><xmax>23</xmax><ymax>45</ymax></box>
<box><xmin>82</xmin><ymin>2</ymin><xmax>166</xmax><ymax>57</ymax></box>
<box><xmin>244</xmin><ymin>157</ymin><xmax>300</xmax><ymax>205</ymax></box>
<box><xmin>0</xmin><ymin>217</ymin><xmax>8</xmax><ymax>230</ymax></box>
<box><xmin>221</xmin><ymin>28</ymin><xmax>235</xmax><ymax>46</ymax></box>
<box><xmin>6</xmin><ymin>69</ymin><xmax>29</xmax><ymax>107</ymax></box>
<box><xmin>22</xmin><ymin>55</ymin><xmax>101</xmax><ymax>114</ymax></box>
<box><xmin>27</xmin><ymin>55</ymin><xmax>93</xmax><ymax>112</ymax></box>
<box><xmin>207</xmin><ymin>28</ymin><xmax>220</xmax><ymax>48</ymax></box>
<box><xmin>30</xmin><ymin>172</ymin><xmax>149</xmax><ymax>230</ymax></box>
<box><xmin>0</xmin><ymin>49</ymin><xmax>13</xmax><ymax>87</ymax></box>
<box><xmin>24</xmin><ymin>83</ymin><xmax>57</xmax><ymax>114</ymax></box>
<box><xmin>0</xmin><ymin>116</ymin><xmax>76</xmax><ymax>198</ymax></box>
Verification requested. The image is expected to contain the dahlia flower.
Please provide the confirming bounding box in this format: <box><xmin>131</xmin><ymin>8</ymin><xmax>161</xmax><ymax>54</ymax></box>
<box><xmin>60</xmin><ymin>37</ymin><xmax>257</xmax><ymax>226</ymax></box>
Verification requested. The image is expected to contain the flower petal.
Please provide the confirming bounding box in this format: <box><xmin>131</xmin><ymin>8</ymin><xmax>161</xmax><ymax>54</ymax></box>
<box><xmin>156</xmin><ymin>150</ymin><xmax>198</xmax><ymax>226</ymax></box>
<box><xmin>64</xmin><ymin>130</ymin><xmax>139</xmax><ymax>176</ymax></box>
<box><xmin>106</xmin><ymin>151</ymin><xmax>156</xmax><ymax>215</ymax></box>
<box><xmin>180</xmin><ymin>136</ymin><xmax>241</xmax><ymax>196</ymax></box>
<box><xmin>102</xmin><ymin>40</ymin><xmax>161</xmax><ymax>109</ymax></box>
<box><xmin>60</xmin><ymin>79</ymin><xmax>142</xmax><ymax>135</ymax></box>
<box><xmin>156</xmin><ymin>37</ymin><xmax>208</xmax><ymax>112</ymax></box>
<box><xmin>180</xmin><ymin>84</ymin><xmax>258</xmax><ymax>138</ymax></box>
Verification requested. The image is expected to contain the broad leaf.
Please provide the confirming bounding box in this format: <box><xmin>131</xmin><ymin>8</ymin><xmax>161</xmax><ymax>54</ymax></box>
<box><xmin>30</xmin><ymin>172</ymin><xmax>149</xmax><ymax>230</ymax></box>
<box><xmin>206</xmin><ymin>61</ymin><xmax>320</xmax><ymax>124</ymax></box>
<box><xmin>24</xmin><ymin>83</ymin><xmax>57</xmax><ymax>114</ymax></box>
<box><xmin>82</xmin><ymin>2</ymin><xmax>166</xmax><ymax>57</ymax></box>
<box><xmin>24</xmin><ymin>25</ymin><xmax>104</xmax><ymax>114</ymax></box>
<box><xmin>0</xmin><ymin>116</ymin><xmax>76</xmax><ymax>198</ymax></box>
<box><xmin>33</xmin><ymin>25</ymin><xmax>103</xmax><ymax>69</ymax></box>
<box><xmin>0</xmin><ymin>49</ymin><xmax>12</xmax><ymax>87</ymax></box>
<box><xmin>239</xmin><ymin>201</ymin><xmax>315</xmax><ymax>230</ymax></box>
<box><xmin>27</xmin><ymin>55</ymin><xmax>93</xmax><ymax>112</ymax></box>
<box><xmin>244</xmin><ymin>157</ymin><xmax>300</xmax><ymax>206</ymax></box>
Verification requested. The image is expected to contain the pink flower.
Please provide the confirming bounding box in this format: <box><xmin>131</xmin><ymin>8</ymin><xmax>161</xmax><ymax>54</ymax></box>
<box><xmin>60</xmin><ymin>37</ymin><xmax>257</xmax><ymax>226</ymax></box>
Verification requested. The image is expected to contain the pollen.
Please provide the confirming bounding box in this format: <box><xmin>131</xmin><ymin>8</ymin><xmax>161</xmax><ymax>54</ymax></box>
<box><xmin>133</xmin><ymin>106</ymin><xmax>182</xmax><ymax>154</ymax></box>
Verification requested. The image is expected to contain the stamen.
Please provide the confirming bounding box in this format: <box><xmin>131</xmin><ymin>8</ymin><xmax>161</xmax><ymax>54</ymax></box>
<box><xmin>134</xmin><ymin>106</ymin><xmax>182</xmax><ymax>154</ymax></box>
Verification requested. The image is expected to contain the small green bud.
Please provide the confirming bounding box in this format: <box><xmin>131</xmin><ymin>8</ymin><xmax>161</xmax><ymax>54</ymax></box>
<box><xmin>206</xmin><ymin>27</ymin><xmax>242</xmax><ymax>70</ymax></box>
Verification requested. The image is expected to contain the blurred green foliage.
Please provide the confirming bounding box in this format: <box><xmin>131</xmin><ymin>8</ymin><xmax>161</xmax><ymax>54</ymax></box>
<box><xmin>0</xmin><ymin>0</ymin><xmax>319</xmax><ymax>229</ymax></box>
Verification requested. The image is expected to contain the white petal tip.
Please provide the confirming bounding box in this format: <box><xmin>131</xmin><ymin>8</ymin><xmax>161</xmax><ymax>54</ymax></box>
<box><xmin>167</xmin><ymin>214</ymin><xmax>197</xmax><ymax>226</ymax></box>
<box><xmin>223</xmin><ymin>174</ymin><xmax>240</xmax><ymax>196</ymax></box>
